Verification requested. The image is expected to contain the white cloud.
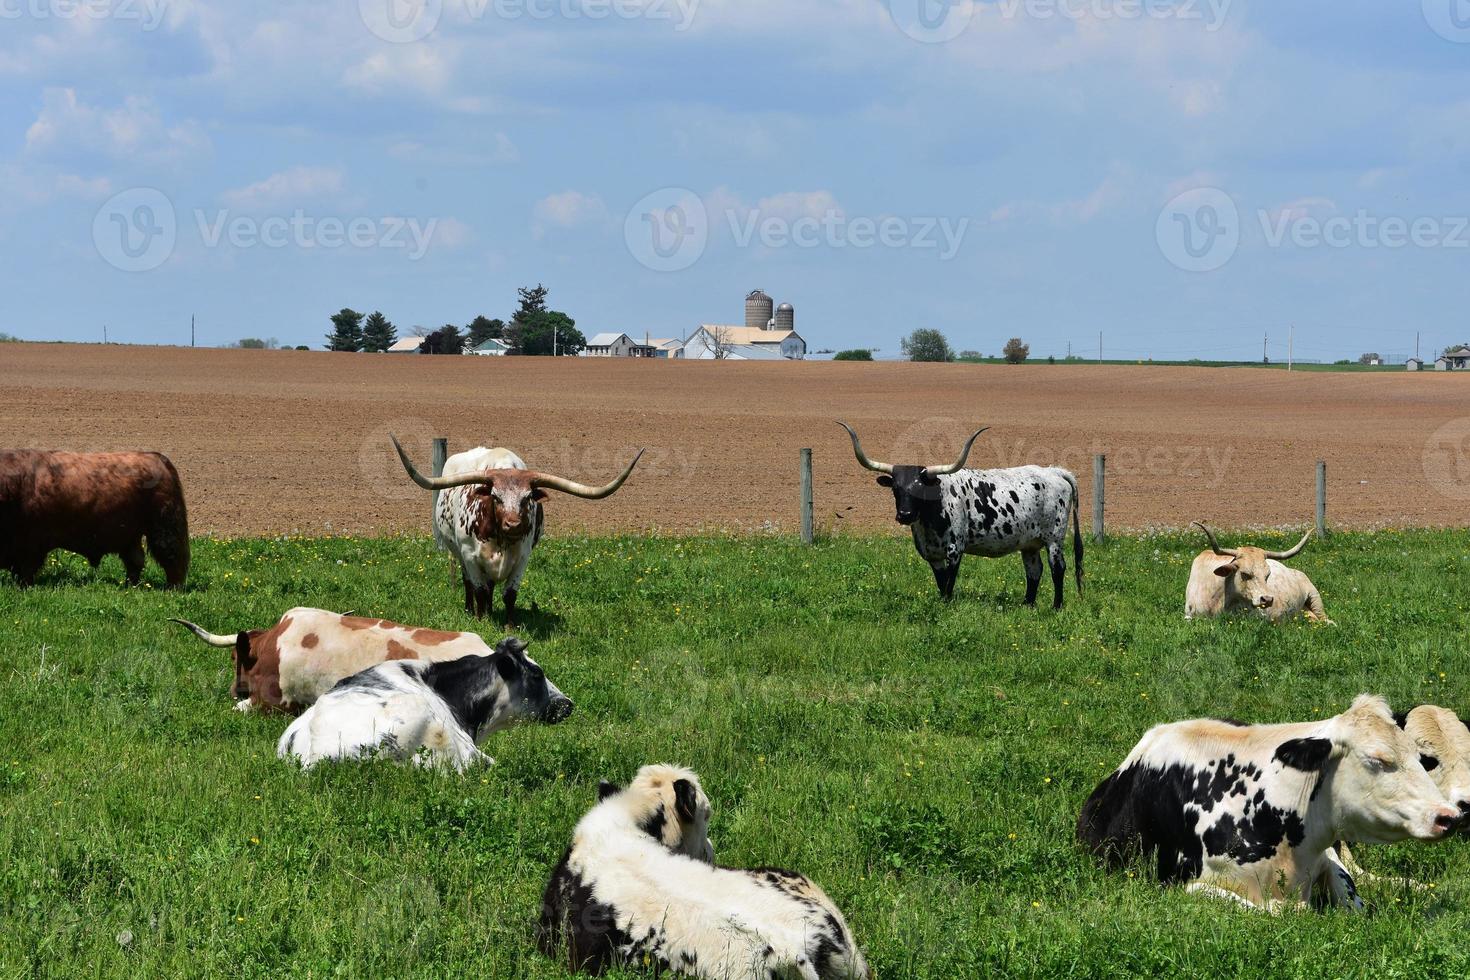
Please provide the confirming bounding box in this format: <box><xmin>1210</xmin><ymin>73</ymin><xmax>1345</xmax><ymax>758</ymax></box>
<box><xmin>532</xmin><ymin>190</ymin><xmax>608</xmax><ymax>237</ymax></box>
<box><xmin>991</xmin><ymin>166</ymin><xmax>1130</xmax><ymax>226</ymax></box>
<box><xmin>24</xmin><ymin>88</ymin><xmax>210</xmax><ymax>164</ymax></box>
<box><xmin>388</xmin><ymin>133</ymin><xmax>519</xmax><ymax>166</ymax></box>
<box><xmin>221</xmin><ymin>167</ymin><xmax>346</xmax><ymax>209</ymax></box>
<box><xmin>1265</xmin><ymin>196</ymin><xmax>1337</xmax><ymax>225</ymax></box>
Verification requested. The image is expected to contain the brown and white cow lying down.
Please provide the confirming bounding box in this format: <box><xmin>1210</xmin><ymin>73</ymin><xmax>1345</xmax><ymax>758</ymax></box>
<box><xmin>1077</xmin><ymin>695</ymin><xmax>1461</xmax><ymax>911</ymax></box>
<box><xmin>1184</xmin><ymin>523</ymin><xmax>1331</xmax><ymax>624</ymax></box>
<box><xmin>171</xmin><ymin>607</ymin><xmax>495</xmax><ymax>714</ymax></box>
<box><xmin>1</xmin><ymin>449</ymin><xmax>189</xmax><ymax>587</ymax></box>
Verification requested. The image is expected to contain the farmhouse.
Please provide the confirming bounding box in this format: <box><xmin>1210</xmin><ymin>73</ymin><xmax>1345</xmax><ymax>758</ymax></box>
<box><xmin>386</xmin><ymin>337</ymin><xmax>423</xmax><ymax>354</ymax></box>
<box><xmin>582</xmin><ymin>333</ymin><xmax>636</xmax><ymax>357</ymax></box>
<box><xmin>469</xmin><ymin>338</ymin><xmax>510</xmax><ymax>356</ymax></box>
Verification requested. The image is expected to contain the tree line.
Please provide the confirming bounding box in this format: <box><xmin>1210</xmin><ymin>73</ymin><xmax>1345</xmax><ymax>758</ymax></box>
<box><xmin>322</xmin><ymin>284</ymin><xmax>588</xmax><ymax>356</ymax></box>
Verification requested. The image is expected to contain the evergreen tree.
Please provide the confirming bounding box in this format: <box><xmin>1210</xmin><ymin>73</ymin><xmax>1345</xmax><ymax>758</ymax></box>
<box><xmin>325</xmin><ymin>308</ymin><xmax>364</xmax><ymax>351</ymax></box>
<box><xmin>421</xmin><ymin>324</ymin><xmax>466</xmax><ymax>355</ymax></box>
<box><xmin>361</xmin><ymin>311</ymin><xmax>397</xmax><ymax>352</ymax></box>
<box><xmin>466</xmin><ymin>316</ymin><xmax>505</xmax><ymax>348</ymax></box>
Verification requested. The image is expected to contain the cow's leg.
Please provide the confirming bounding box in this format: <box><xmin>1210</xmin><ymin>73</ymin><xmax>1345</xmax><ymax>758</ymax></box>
<box><xmin>1021</xmin><ymin>549</ymin><xmax>1043</xmax><ymax>606</ymax></box>
<box><xmin>502</xmin><ymin>588</ymin><xmax>518</xmax><ymax>628</ymax></box>
<box><xmin>502</xmin><ymin>550</ymin><xmax>531</xmax><ymax>626</ymax></box>
<box><xmin>462</xmin><ymin>574</ymin><xmax>476</xmax><ymax>616</ymax></box>
<box><xmin>1320</xmin><ymin>848</ymin><xmax>1366</xmax><ymax>911</ymax></box>
<box><xmin>1047</xmin><ymin>541</ymin><xmax>1068</xmax><ymax>609</ymax></box>
<box><xmin>8</xmin><ymin>551</ymin><xmax>44</xmax><ymax>587</ymax></box>
<box><xmin>930</xmin><ymin>561</ymin><xmax>960</xmax><ymax>600</ymax></box>
<box><xmin>475</xmin><ymin>584</ymin><xmax>494</xmax><ymax>620</ymax></box>
<box><xmin>1184</xmin><ymin>882</ymin><xmax>1264</xmax><ymax>910</ymax></box>
<box><xmin>119</xmin><ymin>539</ymin><xmax>146</xmax><ymax>585</ymax></box>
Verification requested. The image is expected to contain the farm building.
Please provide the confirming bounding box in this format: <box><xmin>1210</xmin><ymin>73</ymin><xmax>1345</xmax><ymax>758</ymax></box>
<box><xmin>1407</xmin><ymin>357</ymin><xmax>1423</xmax><ymax>371</ymax></box>
<box><xmin>386</xmin><ymin>337</ymin><xmax>423</xmax><ymax>354</ymax></box>
<box><xmin>582</xmin><ymin>333</ymin><xmax>636</xmax><ymax>357</ymax></box>
<box><xmin>469</xmin><ymin>338</ymin><xmax>510</xmax><ymax>356</ymax></box>
<box><xmin>1436</xmin><ymin>345</ymin><xmax>1470</xmax><ymax>371</ymax></box>
<box><xmin>645</xmin><ymin>337</ymin><xmax>685</xmax><ymax>358</ymax></box>
<box><xmin>685</xmin><ymin>325</ymin><xmax>806</xmax><ymax>360</ymax></box>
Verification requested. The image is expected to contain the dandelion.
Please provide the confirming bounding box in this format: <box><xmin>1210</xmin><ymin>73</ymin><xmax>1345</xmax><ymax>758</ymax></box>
<box><xmin>249</xmin><ymin>837</ymin><xmax>260</xmax><ymax>845</ymax></box>
<box><xmin>1043</xmin><ymin>777</ymin><xmax>1052</xmax><ymax>784</ymax></box>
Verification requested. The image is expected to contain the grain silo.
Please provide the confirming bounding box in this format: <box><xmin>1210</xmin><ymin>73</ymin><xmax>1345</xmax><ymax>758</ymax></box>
<box><xmin>775</xmin><ymin>302</ymin><xmax>794</xmax><ymax>332</ymax></box>
<box><xmin>745</xmin><ymin>289</ymin><xmax>774</xmax><ymax>331</ymax></box>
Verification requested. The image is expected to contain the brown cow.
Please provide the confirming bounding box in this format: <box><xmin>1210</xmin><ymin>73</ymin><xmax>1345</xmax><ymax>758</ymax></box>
<box><xmin>0</xmin><ymin>449</ymin><xmax>189</xmax><ymax>587</ymax></box>
<box><xmin>171</xmin><ymin>607</ymin><xmax>497</xmax><ymax>714</ymax></box>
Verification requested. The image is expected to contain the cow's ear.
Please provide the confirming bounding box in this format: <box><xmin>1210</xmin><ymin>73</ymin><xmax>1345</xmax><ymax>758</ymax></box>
<box><xmin>235</xmin><ymin>631</ymin><xmax>258</xmax><ymax>670</ymax></box>
<box><xmin>876</xmin><ymin>475</ymin><xmax>894</xmax><ymax>488</ymax></box>
<box><xmin>597</xmin><ymin>780</ymin><xmax>621</xmax><ymax>801</ymax></box>
<box><xmin>1273</xmin><ymin>737</ymin><xmax>1333</xmax><ymax>771</ymax></box>
<box><xmin>1421</xmin><ymin>754</ymin><xmax>1441</xmax><ymax>772</ymax></box>
<box><xmin>673</xmin><ymin>779</ymin><xmax>699</xmax><ymax>824</ymax></box>
<box><xmin>1393</xmin><ymin>711</ymin><xmax>1410</xmax><ymax>730</ymax></box>
<box><xmin>531</xmin><ymin>488</ymin><xmax>549</xmax><ymax>502</ymax></box>
<box><xmin>1213</xmin><ymin>563</ymin><xmax>1237</xmax><ymax>578</ymax></box>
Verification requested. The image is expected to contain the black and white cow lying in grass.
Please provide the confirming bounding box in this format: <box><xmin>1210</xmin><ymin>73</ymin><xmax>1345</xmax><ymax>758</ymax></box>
<box><xmin>1077</xmin><ymin>695</ymin><xmax>1461</xmax><ymax>911</ymax></box>
<box><xmin>277</xmin><ymin>637</ymin><xmax>572</xmax><ymax>771</ymax></box>
<box><xmin>538</xmin><ymin>765</ymin><xmax>869</xmax><ymax>979</ymax></box>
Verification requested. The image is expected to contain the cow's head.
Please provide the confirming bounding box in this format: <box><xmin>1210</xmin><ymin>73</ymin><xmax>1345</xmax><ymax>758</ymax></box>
<box><xmin>486</xmin><ymin>637</ymin><xmax>575</xmax><ymax>730</ymax></box>
<box><xmin>391</xmin><ymin>435</ymin><xmax>643</xmax><ymax>542</ymax></box>
<box><xmin>232</xmin><ymin>630</ymin><xmax>259</xmax><ymax>700</ymax></box>
<box><xmin>1193</xmin><ymin>522</ymin><xmax>1312</xmax><ymax>614</ymax></box>
<box><xmin>1277</xmin><ymin>695</ymin><xmax>1460</xmax><ymax>844</ymax></box>
<box><xmin>597</xmin><ymin>764</ymin><xmax>715</xmax><ymax>864</ymax></box>
<box><xmin>1399</xmin><ymin>705</ymin><xmax>1470</xmax><ymax>822</ymax></box>
<box><xmin>837</xmin><ymin>421</ymin><xmax>989</xmax><ymax>526</ymax></box>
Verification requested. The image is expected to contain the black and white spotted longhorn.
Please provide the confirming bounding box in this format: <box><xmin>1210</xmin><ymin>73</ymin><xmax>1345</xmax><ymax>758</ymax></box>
<box><xmin>838</xmin><ymin>421</ymin><xmax>1083</xmax><ymax>607</ymax></box>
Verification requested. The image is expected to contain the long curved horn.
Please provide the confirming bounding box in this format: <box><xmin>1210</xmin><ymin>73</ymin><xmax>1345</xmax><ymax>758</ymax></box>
<box><xmin>836</xmin><ymin>421</ymin><xmax>893</xmax><ymax>474</ymax></box>
<box><xmin>1192</xmin><ymin>521</ymin><xmax>1240</xmax><ymax>558</ymax></box>
<box><xmin>530</xmin><ymin>450</ymin><xmax>645</xmax><ymax>499</ymax></box>
<box><xmin>1265</xmin><ymin>527</ymin><xmax>1314</xmax><ymax>561</ymax></box>
<box><xmin>924</xmin><ymin>427</ymin><xmax>989</xmax><ymax>476</ymax></box>
<box><xmin>169</xmin><ymin>618</ymin><xmax>236</xmax><ymax>648</ymax></box>
<box><xmin>390</xmin><ymin>434</ymin><xmax>502</xmax><ymax>491</ymax></box>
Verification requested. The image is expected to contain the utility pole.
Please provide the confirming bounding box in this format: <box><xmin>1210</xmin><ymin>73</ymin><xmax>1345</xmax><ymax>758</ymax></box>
<box><xmin>1067</xmin><ymin>341</ymin><xmax>1071</xmax><ymax>359</ymax></box>
<box><xmin>103</xmin><ymin>324</ymin><xmax>107</xmax><ymax>344</ymax></box>
<box><xmin>1098</xmin><ymin>331</ymin><xmax>1103</xmax><ymax>363</ymax></box>
<box><xmin>191</xmin><ymin>314</ymin><xmax>195</xmax><ymax>348</ymax></box>
<box><xmin>1288</xmin><ymin>324</ymin><xmax>1294</xmax><ymax>371</ymax></box>
<box><xmin>553</xmin><ymin>323</ymin><xmax>558</xmax><ymax>357</ymax></box>
<box><xmin>1264</xmin><ymin>332</ymin><xmax>1268</xmax><ymax>363</ymax></box>
<box><xmin>1416</xmin><ymin>332</ymin><xmax>1421</xmax><ymax>360</ymax></box>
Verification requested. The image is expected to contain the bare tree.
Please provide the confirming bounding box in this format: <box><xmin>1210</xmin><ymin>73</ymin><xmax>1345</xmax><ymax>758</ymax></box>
<box><xmin>707</xmin><ymin>325</ymin><xmax>734</xmax><ymax>359</ymax></box>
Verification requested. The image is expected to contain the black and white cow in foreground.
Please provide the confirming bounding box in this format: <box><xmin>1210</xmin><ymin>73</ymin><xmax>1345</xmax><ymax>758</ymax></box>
<box><xmin>838</xmin><ymin>421</ymin><xmax>1082</xmax><ymax>606</ymax></box>
<box><xmin>277</xmin><ymin>637</ymin><xmax>572</xmax><ymax>771</ymax></box>
<box><xmin>539</xmin><ymin>765</ymin><xmax>869</xmax><ymax>979</ymax></box>
<box><xmin>1077</xmin><ymin>695</ymin><xmax>1461</xmax><ymax>911</ymax></box>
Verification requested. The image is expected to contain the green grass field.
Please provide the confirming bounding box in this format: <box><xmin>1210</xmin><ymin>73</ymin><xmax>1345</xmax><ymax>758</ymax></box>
<box><xmin>3</xmin><ymin>530</ymin><xmax>1469</xmax><ymax>978</ymax></box>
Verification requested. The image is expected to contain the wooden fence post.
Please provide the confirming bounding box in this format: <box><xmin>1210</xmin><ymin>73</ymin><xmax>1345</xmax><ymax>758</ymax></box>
<box><xmin>432</xmin><ymin>437</ymin><xmax>448</xmax><ymax>527</ymax></box>
<box><xmin>799</xmin><ymin>448</ymin><xmax>814</xmax><ymax>545</ymax></box>
<box><xmin>1316</xmin><ymin>460</ymin><xmax>1327</xmax><ymax>539</ymax></box>
<box><xmin>1092</xmin><ymin>454</ymin><xmax>1106</xmax><ymax>543</ymax></box>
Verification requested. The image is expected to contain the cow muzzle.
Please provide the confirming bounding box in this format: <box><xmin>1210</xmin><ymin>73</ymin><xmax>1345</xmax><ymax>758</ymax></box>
<box><xmin>1256</xmin><ymin>595</ymin><xmax>1275</xmax><ymax>609</ymax></box>
<box><xmin>895</xmin><ymin>510</ymin><xmax>917</xmax><ymax>525</ymax></box>
<box><xmin>545</xmin><ymin>696</ymin><xmax>574</xmax><ymax>725</ymax></box>
<box><xmin>1431</xmin><ymin>806</ymin><xmax>1462</xmax><ymax>838</ymax></box>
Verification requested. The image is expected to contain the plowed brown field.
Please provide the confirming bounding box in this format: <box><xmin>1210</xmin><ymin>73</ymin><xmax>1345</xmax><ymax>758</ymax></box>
<box><xmin>2</xmin><ymin>343</ymin><xmax>1467</xmax><ymax>537</ymax></box>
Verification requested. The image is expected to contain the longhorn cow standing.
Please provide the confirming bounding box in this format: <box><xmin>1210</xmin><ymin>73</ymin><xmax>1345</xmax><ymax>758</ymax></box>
<box><xmin>838</xmin><ymin>422</ymin><xmax>1082</xmax><ymax>607</ymax></box>
<box><xmin>392</xmin><ymin>436</ymin><xmax>642</xmax><ymax>624</ymax></box>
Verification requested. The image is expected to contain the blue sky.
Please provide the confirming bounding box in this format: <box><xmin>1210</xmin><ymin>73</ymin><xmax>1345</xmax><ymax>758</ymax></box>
<box><xmin>2</xmin><ymin>0</ymin><xmax>1468</xmax><ymax>361</ymax></box>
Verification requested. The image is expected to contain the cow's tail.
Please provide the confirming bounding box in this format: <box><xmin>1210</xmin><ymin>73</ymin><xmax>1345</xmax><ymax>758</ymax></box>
<box><xmin>169</xmin><ymin>618</ymin><xmax>236</xmax><ymax>648</ymax></box>
<box><xmin>1064</xmin><ymin>471</ymin><xmax>1084</xmax><ymax>596</ymax></box>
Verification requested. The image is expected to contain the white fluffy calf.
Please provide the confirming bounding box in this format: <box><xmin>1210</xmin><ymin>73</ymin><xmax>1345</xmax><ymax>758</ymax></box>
<box><xmin>538</xmin><ymin>765</ymin><xmax>868</xmax><ymax>979</ymax></box>
<box><xmin>277</xmin><ymin>637</ymin><xmax>572</xmax><ymax>771</ymax></box>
